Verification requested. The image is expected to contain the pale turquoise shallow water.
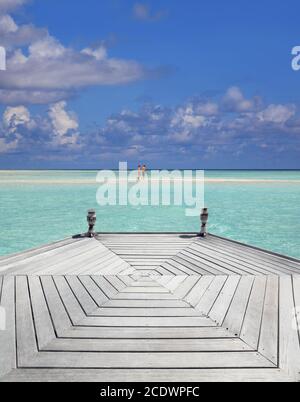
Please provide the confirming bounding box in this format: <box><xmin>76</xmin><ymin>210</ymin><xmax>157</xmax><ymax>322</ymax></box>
<box><xmin>0</xmin><ymin>170</ymin><xmax>299</xmax><ymax>259</ymax></box>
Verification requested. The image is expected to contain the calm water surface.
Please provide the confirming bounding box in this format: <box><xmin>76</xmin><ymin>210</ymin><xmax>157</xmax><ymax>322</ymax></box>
<box><xmin>0</xmin><ymin>170</ymin><xmax>299</xmax><ymax>259</ymax></box>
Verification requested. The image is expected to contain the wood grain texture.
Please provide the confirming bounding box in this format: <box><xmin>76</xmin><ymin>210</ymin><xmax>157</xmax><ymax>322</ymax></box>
<box><xmin>0</xmin><ymin>233</ymin><xmax>299</xmax><ymax>382</ymax></box>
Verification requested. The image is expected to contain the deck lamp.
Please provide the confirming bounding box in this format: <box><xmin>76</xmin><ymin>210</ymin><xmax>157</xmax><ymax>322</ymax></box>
<box><xmin>199</xmin><ymin>208</ymin><xmax>209</xmax><ymax>237</ymax></box>
<box><xmin>87</xmin><ymin>209</ymin><xmax>97</xmax><ymax>238</ymax></box>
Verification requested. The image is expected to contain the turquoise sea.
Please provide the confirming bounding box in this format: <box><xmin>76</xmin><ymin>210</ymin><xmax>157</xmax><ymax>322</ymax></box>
<box><xmin>0</xmin><ymin>170</ymin><xmax>299</xmax><ymax>259</ymax></box>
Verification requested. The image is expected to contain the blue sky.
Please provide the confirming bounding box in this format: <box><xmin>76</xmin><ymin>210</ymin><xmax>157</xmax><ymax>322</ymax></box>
<box><xmin>0</xmin><ymin>0</ymin><xmax>300</xmax><ymax>169</ymax></box>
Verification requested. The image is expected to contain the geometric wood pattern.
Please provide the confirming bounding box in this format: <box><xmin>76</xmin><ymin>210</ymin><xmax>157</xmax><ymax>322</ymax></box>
<box><xmin>0</xmin><ymin>233</ymin><xmax>299</xmax><ymax>382</ymax></box>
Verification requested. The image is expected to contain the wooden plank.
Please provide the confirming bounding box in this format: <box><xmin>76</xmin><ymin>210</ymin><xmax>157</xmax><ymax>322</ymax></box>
<box><xmin>80</xmin><ymin>316</ymin><xmax>213</xmax><ymax>327</ymax></box>
<box><xmin>91</xmin><ymin>307</ymin><xmax>205</xmax><ymax>317</ymax></box>
<box><xmin>293</xmin><ymin>275</ymin><xmax>300</xmax><ymax>344</ymax></box>
<box><xmin>195</xmin><ymin>276</ymin><xmax>227</xmax><ymax>315</ymax></box>
<box><xmin>186</xmin><ymin>245</ymin><xmax>252</xmax><ymax>276</ymax></box>
<box><xmin>45</xmin><ymin>338</ymin><xmax>250</xmax><ymax>352</ymax></box>
<box><xmin>66</xmin><ymin>325</ymin><xmax>232</xmax><ymax>339</ymax></box>
<box><xmin>53</xmin><ymin>276</ymin><xmax>86</xmax><ymax>325</ymax></box>
<box><xmin>207</xmin><ymin>237</ymin><xmax>300</xmax><ymax>275</ymax></box>
<box><xmin>0</xmin><ymin>276</ymin><xmax>16</xmax><ymax>378</ymax></box>
<box><xmin>172</xmin><ymin>276</ymin><xmax>200</xmax><ymax>299</ymax></box>
<box><xmin>18</xmin><ymin>351</ymin><xmax>275</xmax><ymax>369</ymax></box>
<box><xmin>15</xmin><ymin>276</ymin><xmax>38</xmax><ymax>365</ymax></box>
<box><xmin>65</xmin><ymin>276</ymin><xmax>98</xmax><ymax>315</ymax></box>
<box><xmin>1</xmin><ymin>368</ymin><xmax>290</xmax><ymax>383</ymax></box>
<box><xmin>240</xmin><ymin>276</ymin><xmax>267</xmax><ymax>349</ymax></box>
<box><xmin>1</xmin><ymin>239</ymin><xmax>94</xmax><ymax>275</ymax></box>
<box><xmin>78</xmin><ymin>276</ymin><xmax>109</xmax><ymax>306</ymax></box>
<box><xmin>104</xmin><ymin>276</ymin><xmax>126</xmax><ymax>292</ymax></box>
<box><xmin>121</xmin><ymin>287</ymin><xmax>170</xmax><ymax>293</ymax></box>
<box><xmin>111</xmin><ymin>293</ymin><xmax>180</xmax><ymax>300</ymax></box>
<box><xmin>258</xmin><ymin>276</ymin><xmax>279</xmax><ymax>365</ymax></box>
<box><xmin>162</xmin><ymin>258</ymin><xmax>210</xmax><ymax>276</ymax></box>
<box><xmin>223</xmin><ymin>276</ymin><xmax>254</xmax><ymax>337</ymax></box>
<box><xmin>190</xmin><ymin>241</ymin><xmax>279</xmax><ymax>276</ymax></box>
<box><xmin>209</xmin><ymin>276</ymin><xmax>241</xmax><ymax>325</ymax></box>
<box><xmin>102</xmin><ymin>299</ymin><xmax>191</xmax><ymax>308</ymax></box>
<box><xmin>0</xmin><ymin>237</ymin><xmax>80</xmax><ymax>267</ymax></box>
<box><xmin>279</xmin><ymin>276</ymin><xmax>300</xmax><ymax>381</ymax></box>
<box><xmin>28</xmin><ymin>276</ymin><xmax>56</xmax><ymax>348</ymax></box>
<box><xmin>162</xmin><ymin>276</ymin><xmax>187</xmax><ymax>292</ymax></box>
<box><xmin>173</xmin><ymin>254</ymin><xmax>225</xmax><ymax>276</ymax></box>
<box><xmin>40</xmin><ymin>276</ymin><xmax>72</xmax><ymax>336</ymax></box>
<box><xmin>185</xmin><ymin>276</ymin><xmax>214</xmax><ymax>307</ymax></box>
<box><xmin>90</xmin><ymin>276</ymin><xmax>120</xmax><ymax>298</ymax></box>
<box><xmin>205</xmin><ymin>238</ymin><xmax>294</xmax><ymax>276</ymax></box>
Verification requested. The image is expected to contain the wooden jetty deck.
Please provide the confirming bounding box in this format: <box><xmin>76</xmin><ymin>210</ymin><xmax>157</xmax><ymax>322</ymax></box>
<box><xmin>0</xmin><ymin>233</ymin><xmax>299</xmax><ymax>382</ymax></box>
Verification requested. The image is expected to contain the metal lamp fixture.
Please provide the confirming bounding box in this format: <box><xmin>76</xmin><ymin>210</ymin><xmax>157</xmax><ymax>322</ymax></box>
<box><xmin>199</xmin><ymin>208</ymin><xmax>209</xmax><ymax>237</ymax></box>
<box><xmin>87</xmin><ymin>209</ymin><xmax>97</xmax><ymax>238</ymax></box>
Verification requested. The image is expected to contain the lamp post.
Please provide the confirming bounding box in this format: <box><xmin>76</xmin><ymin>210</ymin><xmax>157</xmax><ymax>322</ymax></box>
<box><xmin>199</xmin><ymin>208</ymin><xmax>209</xmax><ymax>238</ymax></box>
<box><xmin>87</xmin><ymin>209</ymin><xmax>97</xmax><ymax>238</ymax></box>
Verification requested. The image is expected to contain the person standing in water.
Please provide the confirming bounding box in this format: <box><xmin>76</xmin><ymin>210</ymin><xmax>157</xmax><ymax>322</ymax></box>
<box><xmin>137</xmin><ymin>164</ymin><xmax>141</xmax><ymax>181</ymax></box>
<box><xmin>142</xmin><ymin>164</ymin><xmax>147</xmax><ymax>179</ymax></box>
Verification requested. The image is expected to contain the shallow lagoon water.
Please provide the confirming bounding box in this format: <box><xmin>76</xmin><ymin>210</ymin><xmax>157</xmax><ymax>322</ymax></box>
<box><xmin>0</xmin><ymin>170</ymin><xmax>299</xmax><ymax>259</ymax></box>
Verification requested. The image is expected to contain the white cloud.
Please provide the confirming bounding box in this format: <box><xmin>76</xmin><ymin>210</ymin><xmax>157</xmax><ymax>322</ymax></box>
<box><xmin>0</xmin><ymin>105</ymin><xmax>32</xmax><ymax>152</ymax></box>
<box><xmin>223</xmin><ymin>86</ymin><xmax>258</xmax><ymax>112</ymax></box>
<box><xmin>81</xmin><ymin>46</ymin><xmax>107</xmax><ymax>61</ymax></box>
<box><xmin>0</xmin><ymin>12</ymin><xmax>47</xmax><ymax>47</ymax></box>
<box><xmin>1</xmin><ymin>37</ymin><xmax>147</xmax><ymax>104</ymax></box>
<box><xmin>3</xmin><ymin>105</ymin><xmax>33</xmax><ymax>132</ymax></box>
<box><xmin>0</xmin><ymin>101</ymin><xmax>81</xmax><ymax>154</ymax></box>
<box><xmin>257</xmin><ymin>104</ymin><xmax>296</xmax><ymax>125</ymax></box>
<box><xmin>0</xmin><ymin>3</ymin><xmax>152</xmax><ymax>105</ymax></box>
<box><xmin>133</xmin><ymin>3</ymin><xmax>166</xmax><ymax>22</ymax></box>
<box><xmin>48</xmin><ymin>101</ymin><xmax>80</xmax><ymax>147</ymax></box>
<box><xmin>0</xmin><ymin>14</ymin><xmax>18</xmax><ymax>34</ymax></box>
<box><xmin>0</xmin><ymin>0</ymin><xmax>28</xmax><ymax>13</ymax></box>
<box><xmin>1</xmin><ymin>86</ymin><xmax>299</xmax><ymax>159</ymax></box>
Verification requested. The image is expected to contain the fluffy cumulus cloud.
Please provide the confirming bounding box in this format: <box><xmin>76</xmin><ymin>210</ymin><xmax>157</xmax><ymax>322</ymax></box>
<box><xmin>0</xmin><ymin>1</ymin><xmax>150</xmax><ymax>105</ymax></box>
<box><xmin>0</xmin><ymin>1</ymin><xmax>299</xmax><ymax>164</ymax></box>
<box><xmin>0</xmin><ymin>86</ymin><xmax>300</xmax><ymax>161</ymax></box>
<box><xmin>48</xmin><ymin>101</ymin><xmax>80</xmax><ymax>147</ymax></box>
<box><xmin>0</xmin><ymin>0</ymin><xmax>28</xmax><ymax>13</ymax></box>
<box><xmin>88</xmin><ymin>87</ymin><xmax>300</xmax><ymax>161</ymax></box>
<box><xmin>0</xmin><ymin>101</ymin><xmax>80</xmax><ymax>154</ymax></box>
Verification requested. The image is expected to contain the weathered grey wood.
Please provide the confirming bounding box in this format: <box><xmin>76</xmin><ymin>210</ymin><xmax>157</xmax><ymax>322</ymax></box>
<box><xmin>258</xmin><ymin>276</ymin><xmax>279</xmax><ymax>365</ymax></box>
<box><xmin>222</xmin><ymin>276</ymin><xmax>254</xmax><ymax>337</ymax></box>
<box><xmin>195</xmin><ymin>276</ymin><xmax>227</xmax><ymax>315</ymax></box>
<box><xmin>65</xmin><ymin>276</ymin><xmax>98</xmax><ymax>315</ymax></box>
<box><xmin>81</xmin><ymin>316</ymin><xmax>214</xmax><ymax>327</ymax></box>
<box><xmin>240</xmin><ymin>276</ymin><xmax>266</xmax><ymax>349</ymax></box>
<box><xmin>28</xmin><ymin>276</ymin><xmax>56</xmax><ymax>348</ymax></box>
<box><xmin>16</xmin><ymin>276</ymin><xmax>38</xmax><ymax>364</ymax></box>
<box><xmin>0</xmin><ymin>276</ymin><xmax>16</xmax><ymax>378</ymax></box>
<box><xmin>1</xmin><ymin>368</ymin><xmax>290</xmax><ymax>383</ymax></box>
<box><xmin>0</xmin><ymin>237</ymin><xmax>80</xmax><ymax>266</ymax></box>
<box><xmin>40</xmin><ymin>276</ymin><xmax>72</xmax><ymax>336</ymax></box>
<box><xmin>190</xmin><ymin>241</ymin><xmax>286</xmax><ymax>276</ymax></box>
<box><xmin>1</xmin><ymin>232</ymin><xmax>299</xmax><ymax>382</ymax></box>
<box><xmin>185</xmin><ymin>276</ymin><xmax>214</xmax><ymax>306</ymax></box>
<box><xmin>44</xmin><ymin>338</ymin><xmax>251</xmax><ymax>352</ymax></box>
<box><xmin>91</xmin><ymin>307</ymin><xmax>205</xmax><ymax>317</ymax></box>
<box><xmin>209</xmin><ymin>276</ymin><xmax>240</xmax><ymax>325</ymax></box>
<box><xmin>279</xmin><ymin>276</ymin><xmax>300</xmax><ymax>381</ymax></box>
<box><xmin>207</xmin><ymin>236</ymin><xmax>300</xmax><ymax>275</ymax></box>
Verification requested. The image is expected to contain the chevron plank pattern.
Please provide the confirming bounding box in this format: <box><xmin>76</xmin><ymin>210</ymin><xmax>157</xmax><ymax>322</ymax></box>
<box><xmin>0</xmin><ymin>233</ymin><xmax>299</xmax><ymax>382</ymax></box>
